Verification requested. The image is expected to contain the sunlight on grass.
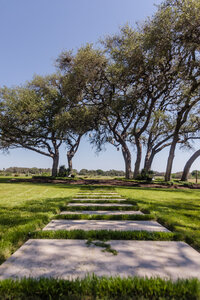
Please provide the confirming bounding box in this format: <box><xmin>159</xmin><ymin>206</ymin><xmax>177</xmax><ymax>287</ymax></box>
<box><xmin>116</xmin><ymin>187</ymin><xmax>200</xmax><ymax>250</ymax></box>
<box><xmin>0</xmin><ymin>182</ymin><xmax>79</xmax><ymax>263</ymax></box>
<box><xmin>1</xmin><ymin>182</ymin><xmax>200</xmax><ymax>265</ymax></box>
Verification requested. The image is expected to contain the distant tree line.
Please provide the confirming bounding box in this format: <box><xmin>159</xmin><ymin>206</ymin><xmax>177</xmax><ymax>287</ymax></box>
<box><xmin>0</xmin><ymin>0</ymin><xmax>199</xmax><ymax>181</ymax></box>
<box><xmin>0</xmin><ymin>167</ymin><xmax>125</xmax><ymax>177</ymax></box>
<box><xmin>1</xmin><ymin>166</ymin><xmax>199</xmax><ymax>180</ymax></box>
<box><xmin>0</xmin><ymin>167</ymin><xmax>51</xmax><ymax>176</ymax></box>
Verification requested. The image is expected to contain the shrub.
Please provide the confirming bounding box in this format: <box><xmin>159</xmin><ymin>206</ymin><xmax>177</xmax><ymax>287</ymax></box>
<box><xmin>58</xmin><ymin>165</ymin><xmax>68</xmax><ymax>177</ymax></box>
<box><xmin>136</xmin><ymin>169</ymin><xmax>154</xmax><ymax>182</ymax></box>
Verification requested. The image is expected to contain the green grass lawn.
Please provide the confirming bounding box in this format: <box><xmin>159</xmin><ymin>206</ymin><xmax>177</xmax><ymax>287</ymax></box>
<box><xmin>1</xmin><ymin>180</ymin><xmax>200</xmax><ymax>265</ymax></box>
<box><xmin>1</xmin><ymin>276</ymin><xmax>199</xmax><ymax>300</ymax></box>
<box><xmin>116</xmin><ymin>187</ymin><xmax>200</xmax><ymax>251</ymax></box>
<box><xmin>1</xmin><ymin>181</ymin><xmax>200</xmax><ymax>298</ymax></box>
<box><xmin>0</xmin><ymin>180</ymin><xmax>80</xmax><ymax>263</ymax></box>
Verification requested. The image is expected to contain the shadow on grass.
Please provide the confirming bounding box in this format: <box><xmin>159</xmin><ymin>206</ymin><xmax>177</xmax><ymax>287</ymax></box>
<box><xmin>0</xmin><ymin>194</ymin><xmax>74</xmax><ymax>264</ymax></box>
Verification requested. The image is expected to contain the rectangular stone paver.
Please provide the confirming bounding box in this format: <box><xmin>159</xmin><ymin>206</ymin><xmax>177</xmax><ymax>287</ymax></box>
<box><xmin>75</xmin><ymin>195</ymin><xmax>121</xmax><ymax>198</ymax></box>
<box><xmin>68</xmin><ymin>203</ymin><xmax>133</xmax><ymax>207</ymax></box>
<box><xmin>42</xmin><ymin>220</ymin><xmax>170</xmax><ymax>232</ymax></box>
<box><xmin>60</xmin><ymin>210</ymin><xmax>144</xmax><ymax>215</ymax></box>
<box><xmin>72</xmin><ymin>198</ymin><xmax>126</xmax><ymax>201</ymax></box>
<box><xmin>77</xmin><ymin>193</ymin><xmax>118</xmax><ymax>195</ymax></box>
<box><xmin>0</xmin><ymin>240</ymin><xmax>200</xmax><ymax>280</ymax></box>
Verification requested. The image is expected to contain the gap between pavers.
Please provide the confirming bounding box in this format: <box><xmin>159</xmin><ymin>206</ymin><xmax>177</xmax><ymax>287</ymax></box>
<box><xmin>67</xmin><ymin>203</ymin><xmax>133</xmax><ymax>207</ymax></box>
<box><xmin>42</xmin><ymin>220</ymin><xmax>170</xmax><ymax>232</ymax></box>
<box><xmin>0</xmin><ymin>240</ymin><xmax>200</xmax><ymax>280</ymax></box>
<box><xmin>60</xmin><ymin>210</ymin><xmax>144</xmax><ymax>215</ymax></box>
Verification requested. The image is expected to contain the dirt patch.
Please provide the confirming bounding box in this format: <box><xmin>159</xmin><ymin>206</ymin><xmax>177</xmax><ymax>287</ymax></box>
<box><xmin>9</xmin><ymin>178</ymin><xmax>200</xmax><ymax>189</ymax></box>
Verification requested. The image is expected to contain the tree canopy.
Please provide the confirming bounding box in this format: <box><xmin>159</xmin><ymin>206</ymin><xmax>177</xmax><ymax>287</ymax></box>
<box><xmin>0</xmin><ymin>0</ymin><xmax>199</xmax><ymax>180</ymax></box>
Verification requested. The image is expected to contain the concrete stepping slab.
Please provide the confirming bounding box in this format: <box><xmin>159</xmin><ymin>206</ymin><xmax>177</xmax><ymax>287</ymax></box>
<box><xmin>75</xmin><ymin>195</ymin><xmax>121</xmax><ymax>198</ymax></box>
<box><xmin>77</xmin><ymin>193</ymin><xmax>118</xmax><ymax>195</ymax></box>
<box><xmin>68</xmin><ymin>203</ymin><xmax>133</xmax><ymax>207</ymax></box>
<box><xmin>42</xmin><ymin>220</ymin><xmax>170</xmax><ymax>232</ymax></box>
<box><xmin>72</xmin><ymin>198</ymin><xmax>126</xmax><ymax>201</ymax></box>
<box><xmin>60</xmin><ymin>210</ymin><xmax>144</xmax><ymax>215</ymax></box>
<box><xmin>0</xmin><ymin>240</ymin><xmax>200</xmax><ymax>280</ymax></box>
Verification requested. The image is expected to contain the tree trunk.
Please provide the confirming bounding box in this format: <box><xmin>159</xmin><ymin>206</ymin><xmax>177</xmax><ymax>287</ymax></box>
<box><xmin>144</xmin><ymin>151</ymin><xmax>155</xmax><ymax>172</ymax></box>
<box><xmin>67</xmin><ymin>152</ymin><xmax>74</xmax><ymax>175</ymax></box>
<box><xmin>52</xmin><ymin>152</ymin><xmax>59</xmax><ymax>177</ymax></box>
<box><xmin>165</xmin><ymin>133</ymin><xmax>179</xmax><ymax>181</ymax></box>
<box><xmin>122</xmin><ymin>146</ymin><xmax>132</xmax><ymax>179</ymax></box>
<box><xmin>144</xmin><ymin>148</ymin><xmax>151</xmax><ymax>171</ymax></box>
<box><xmin>181</xmin><ymin>149</ymin><xmax>200</xmax><ymax>181</ymax></box>
<box><xmin>133</xmin><ymin>138</ymin><xmax>142</xmax><ymax>179</ymax></box>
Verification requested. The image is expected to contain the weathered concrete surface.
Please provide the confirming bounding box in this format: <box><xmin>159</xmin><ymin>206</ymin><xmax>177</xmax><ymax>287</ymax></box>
<box><xmin>77</xmin><ymin>193</ymin><xmax>118</xmax><ymax>195</ymax></box>
<box><xmin>68</xmin><ymin>203</ymin><xmax>133</xmax><ymax>207</ymax></box>
<box><xmin>42</xmin><ymin>220</ymin><xmax>170</xmax><ymax>232</ymax></box>
<box><xmin>75</xmin><ymin>195</ymin><xmax>121</xmax><ymax>198</ymax></box>
<box><xmin>60</xmin><ymin>210</ymin><xmax>144</xmax><ymax>215</ymax></box>
<box><xmin>72</xmin><ymin>198</ymin><xmax>126</xmax><ymax>201</ymax></box>
<box><xmin>0</xmin><ymin>240</ymin><xmax>200</xmax><ymax>280</ymax></box>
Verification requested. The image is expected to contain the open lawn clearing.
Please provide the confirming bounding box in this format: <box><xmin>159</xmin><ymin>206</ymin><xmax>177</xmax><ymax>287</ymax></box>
<box><xmin>1</xmin><ymin>182</ymin><xmax>200</xmax><ymax>266</ymax></box>
<box><xmin>43</xmin><ymin>220</ymin><xmax>170</xmax><ymax>232</ymax></box>
<box><xmin>0</xmin><ymin>240</ymin><xmax>199</xmax><ymax>280</ymax></box>
<box><xmin>0</xmin><ymin>181</ymin><xmax>79</xmax><ymax>264</ymax></box>
<box><xmin>116</xmin><ymin>187</ymin><xmax>200</xmax><ymax>251</ymax></box>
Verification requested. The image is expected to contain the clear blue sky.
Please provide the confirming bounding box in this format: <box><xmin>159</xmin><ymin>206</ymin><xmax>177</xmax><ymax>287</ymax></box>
<box><xmin>0</xmin><ymin>0</ymin><xmax>199</xmax><ymax>172</ymax></box>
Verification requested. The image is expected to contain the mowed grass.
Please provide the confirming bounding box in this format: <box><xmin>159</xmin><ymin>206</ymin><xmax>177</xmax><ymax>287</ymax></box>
<box><xmin>0</xmin><ymin>180</ymin><xmax>79</xmax><ymax>263</ymax></box>
<box><xmin>1</xmin><ymin>180</ymin><xmax>200</xmax><ymax>266</ymax></box>
<box><xmin>116</xmin><ymin>187</ymin><xmax>200</xmax><ymax>251</ymax></box>
<box><xmin>1</xmin><ymin>276</ymin><xmax>199</xmax><ymax>300</ymax></box>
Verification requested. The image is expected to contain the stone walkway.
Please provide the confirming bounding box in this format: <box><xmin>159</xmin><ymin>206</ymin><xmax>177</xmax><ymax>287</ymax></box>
<box><xmin>0</xmin><ymin>189</ymin><xmax>200</xmax><ymax>280</ymax></box>
<box><xmin>72</xmin><ymin>198</ymin><xmax>126</xmax><ymax>201</ymax></box>
<box><xmin>60</xmin><ymin>210</ymin><xmax>144</xmax><ymax>215</ymax></box>
<box><xmin>43</xmin><ymin>220</ymin><xmax>170</xmax><ymax>232</ymax></box>
<box><xmin>68</xmin><ymin>203</ymin><xmax>133</xmax><ymax>207</ymax></box>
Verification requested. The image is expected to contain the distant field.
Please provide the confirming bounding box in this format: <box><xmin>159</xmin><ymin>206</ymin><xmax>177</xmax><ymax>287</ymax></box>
<box><xmin>188</xmin><ymin>178</ymin><xmax>200</xmax><ymax>183</ymax></box>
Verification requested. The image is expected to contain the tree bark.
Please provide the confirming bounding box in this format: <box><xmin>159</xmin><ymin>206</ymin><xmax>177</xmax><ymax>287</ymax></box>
<box><xmin>133</xmin><ymin>138</ymin><xmax>142</xmax><ymax>179</ymax></box>
<box><xmin>181</xmin><ymin>149</ymin><xmax>200</xmax><ymax>181</ymax></box>
<box><xmin>144</xmin><ymin>150</ymin><xmax>155</xmax><ymax>172</ymax></box>
<box><xmin>51</xmin><ymin>152</ymin><xmax>59</xmax><ymax>177</ymax></box>
<box><xmin>165</xmin><ymin>133</ymin><xmax>179</xmax><ymax>181</ymax></box>
<box><xmin>67</xmin><ymin>152</ymin><xmax>74</xmax><ymax>175</ymax></box>
<box><xmin>144</xmin><ymin>148</ymin><xmax>151</xmax><ymax>171</ymax></box>
<box><xmin>122</xmin><ymin>146</ymin><xmax>132</xmax><ymax>179</ymax></box>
